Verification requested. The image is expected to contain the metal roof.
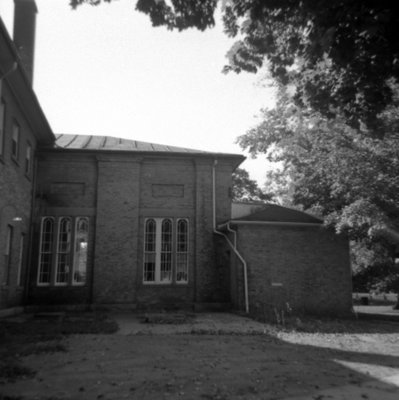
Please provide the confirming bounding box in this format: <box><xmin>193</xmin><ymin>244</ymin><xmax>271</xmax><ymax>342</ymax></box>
<box><xmin>232</xmin><ymin>204</ymin><xmax>323</xmax><ymax>224</ymax></box>
<box><xmin>55</xmin><ymin>134</ymin><xmax>212</xmax><ymax>154</ymax></box>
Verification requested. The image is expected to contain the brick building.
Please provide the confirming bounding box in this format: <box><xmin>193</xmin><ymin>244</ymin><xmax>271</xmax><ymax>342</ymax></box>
<box><xmin>0</xmin><ymin>0</ymin><xmax>352</xmax><ymax>317</ymax></box>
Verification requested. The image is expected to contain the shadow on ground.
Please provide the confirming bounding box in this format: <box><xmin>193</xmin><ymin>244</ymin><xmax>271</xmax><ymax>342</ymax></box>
<box><xmin>0</xmin><ymin>312</ymin><xmax>398</xmax><ymax>399</ymax></box>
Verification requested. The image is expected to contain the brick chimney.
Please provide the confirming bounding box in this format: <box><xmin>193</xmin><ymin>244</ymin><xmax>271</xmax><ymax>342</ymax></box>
<box><xmin>13</xmin><ymin>0</ymin><xmax>37</xmax><ymax>85</ymax></box>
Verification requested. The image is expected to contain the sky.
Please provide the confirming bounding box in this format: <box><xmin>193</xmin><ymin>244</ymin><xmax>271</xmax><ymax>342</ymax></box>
<box><xmin>0</xmin><ymin>0</ymin><xmax>276</xmax><ymax>184</ymax></box>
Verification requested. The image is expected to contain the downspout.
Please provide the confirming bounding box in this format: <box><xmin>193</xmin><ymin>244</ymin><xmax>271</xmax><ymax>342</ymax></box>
<box><xmin>212</xmin><ymin>160</ymin><xmax>249</xmax><ymax>314</ymax></box>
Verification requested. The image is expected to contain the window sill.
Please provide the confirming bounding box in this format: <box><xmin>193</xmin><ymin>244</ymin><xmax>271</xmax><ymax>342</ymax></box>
<box><xmin>142</xmin><ymin>282</ymin><xmax>189</xmax><ymax>286</ymax></box>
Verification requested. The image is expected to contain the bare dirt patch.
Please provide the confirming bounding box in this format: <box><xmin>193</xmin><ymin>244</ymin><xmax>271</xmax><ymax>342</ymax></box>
<box><xmin>1</xmin><ymin>313</ymin><xmax>399</xmax><ymax>400</ymax></box>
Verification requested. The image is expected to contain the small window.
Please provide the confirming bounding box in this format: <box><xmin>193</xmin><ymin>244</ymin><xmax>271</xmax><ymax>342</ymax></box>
<box><xmin>38</xmin><ymin>217</ymin><xmax>54</xmax><ymax>285</ymax></box>
<box><xmin>25</xmin><ymin>143</ymin><xmax>32</xmax><ymax>175</ymax></box>
<box><xmin>11</xmin><ymin>122</ymin><xmax>20</xmax><ymax>160</ymax></box>
<box><xmin>0</xmin><ymin>100</ymin><xmax>5</xmax><ymax>156</ymax></box>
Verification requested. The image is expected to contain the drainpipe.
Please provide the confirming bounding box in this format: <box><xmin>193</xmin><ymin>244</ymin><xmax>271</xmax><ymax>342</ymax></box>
<box><xmin>212</xmin><ymin>160</ymin><xmax>249</xmax><ymax>314</ymax></box>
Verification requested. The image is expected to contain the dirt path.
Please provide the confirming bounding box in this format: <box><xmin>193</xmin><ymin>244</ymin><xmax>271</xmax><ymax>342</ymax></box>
<box><xmin>1</xmin><ymin>313</ymin><xmax>399</xmax><ymax>400</ymax></box>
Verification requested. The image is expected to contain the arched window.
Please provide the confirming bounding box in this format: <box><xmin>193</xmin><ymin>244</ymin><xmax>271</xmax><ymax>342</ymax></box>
<box><xmin>38</xmin><ymin>217</ymin><xmax>54</xmax><ymax>285</ymax></box>
<box><xmin>144</xmin><ymin>219</ymin><xmax>156</xmax><ymax>282</ymax></box>
<box><xmin>55</xmin><ymin>217</ymin><xmax>71</xmax><ymax>285</ymax></box>
<box><xmin>176</xmin><ymin>219</ymin><xmax>188</xmax><ymax>283</ymax></box>
<box><xmin>143</xmin><ymin>218</ymin><xmax>189</xmax><ymax>284</ymax></box>
<box><xmin>160</xmin><ymin>219</ymin><xmax>172</xmax><ymax>282</ymax></box>
<box><xmin>73</xmin><ymin>217</ymin><xmax>89</xmax><ymax>284</ymax></box>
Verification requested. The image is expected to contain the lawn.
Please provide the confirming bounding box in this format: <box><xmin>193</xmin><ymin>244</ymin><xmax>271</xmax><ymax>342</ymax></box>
<box><xmin>1</xmin><ymin>312</ymin><xmax>399</xmax><ymax>400</ymax></box>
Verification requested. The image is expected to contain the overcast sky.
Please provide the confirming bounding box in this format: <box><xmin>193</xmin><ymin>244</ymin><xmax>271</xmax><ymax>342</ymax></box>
<box><xmin>0</xmin><ymin>0</ymin><xmax>276</xmax><ymax>184</ymax></box>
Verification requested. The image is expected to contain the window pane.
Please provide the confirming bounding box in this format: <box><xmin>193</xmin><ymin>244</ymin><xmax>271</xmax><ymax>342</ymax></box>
<box><xmin>176</xmin><ymin>253</ymin><xmax>188</xmax><ymax>283</ymax></box>
<box><xmin>176</xmin><ymin>219</ymin><xmax>188</xmax><ymax>283</ymax></box>
<box><xmin>144</xmin><ymin>219</ymin><xmax>156</xmax><ymax>282</ymax></box>
<box><xmin>38</xmin><ymin>217</ymin><xmax>53</xmax><ymax>284</ymax></box>
<box><xmin>73</xmin><ymin>217</ymin><xmax>88</xmax><ymax>284</ymax></box>
<box><xmin>144</xmin><ymin>253</ymin><xmax>156</xmax><ymax>282</ymax></box>
<box><xmin>160</xmin><ymin>219</ymin><xmax>172</xmax><ymax>282</ymax></box>
<box><xmin>56</xmin><ymin>217</ymin><xmax>71</xmax><ymax>284</ymax></box>
<box><xmin>145</xmin><ymin>219</ymin><xmax>156</xmax><ymax>252</ymax></box>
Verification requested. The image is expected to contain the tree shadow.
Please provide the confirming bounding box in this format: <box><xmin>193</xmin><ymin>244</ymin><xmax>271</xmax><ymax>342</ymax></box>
<box><xmin>0</xmin><ymin>314</ymin><xmax>399</xmax><ymax>399</ymax></box>
<box><xmin>278</xmin><ymin>314</ymin><xmax>399</xmax><ymax>334</ymax></box>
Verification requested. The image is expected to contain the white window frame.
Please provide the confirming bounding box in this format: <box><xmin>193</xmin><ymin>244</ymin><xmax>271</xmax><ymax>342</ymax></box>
<box><xmin>176</xmin><ymin>218</ymin><xmax>189</xmax><ymax>284</ymax></box>
<box><xmin>143</xmin><ymin>218</ymin><xmax>189</xmax><ymax>284</ymax></box>
<box><xmin>55</xmin><ymin>217</ymin><xmax>72</xmax><ymax>286</ymax></box>
<box><xmin>37</xmin><ymin>217</ymin><xmax>54</xmax><ymax>286</ymax></box>
<box><xmin>72</xmin><ymin>217</ymin><xmax>89</xmax><ymax>285</ymax></box>
<box><xmin>37</xmin><ymin>216</ymin><xmax>89</xmax><ymax>287</ymax></box>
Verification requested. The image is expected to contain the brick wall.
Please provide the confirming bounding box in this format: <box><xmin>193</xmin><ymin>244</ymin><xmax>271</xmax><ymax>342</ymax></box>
<box><xmin>223</xmin><ymin>224</ymin><xmax>352</xmax><ymax>319</ymax></box>
<box><xmin>93</xmin><ymin>155</ymin><xmax>141</xmax><ymax>304</ymax></box>
<box><xmin>30</xmin><ymin>151</ymin><xmax>238</xmax><ymax>309</ymax></box>
<box><xmin>0</xmin><ymin>82</ymin><xmax>37</xmax><ymax>310</ymax></box>
<box><xmin>29</xmin><ymin>153</ymin><xmax>97</xmax><ymax>305</ymax></box>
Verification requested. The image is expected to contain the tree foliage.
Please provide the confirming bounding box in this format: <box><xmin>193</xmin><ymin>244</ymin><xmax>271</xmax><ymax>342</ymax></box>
<box><xmin>237</xmin><ymin>84</ymin><xmax>399</xmax><ymax>300</ymax></box>
<box><xmin>232</xmin><ymin>167</ymin><xmax>273</xmax><ymax>202</ymax></box>
<box><xmin>351</xmin><ymin>241</ymin><xmax>399</xmax><ymax>294</ymax></box>
<box><xmin>237</xmin><ymin>84</ymin><xmax>399</xmax><ymax>241</ymax></box>
<box><xmin>71</xmin><ymin>0</ymin><xmax>399</xmax><ymax>134</ymax></box>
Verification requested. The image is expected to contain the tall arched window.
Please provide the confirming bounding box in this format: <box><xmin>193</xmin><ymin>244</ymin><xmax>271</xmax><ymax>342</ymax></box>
<box><xmin>73</xmin><ymin>217</ymin><xmax>89</xmax><ymax>284</ymax></box>
<box><xmin>37</xmin><ymin>216</ymin><xmax>90</xmax><ymax>286</ymax></box>
<box><xmin>38</xmin><ymin>217</ymin><xmax>54</xmax><ymax>285</ymax></box>
<box><xmin>143</xmin><ymin>218</ymin><xmax>189</xmax><ymax>284</ymax></box>
<box><xmin>55</xmin><ymin>217</ymin><xmax>71</xmax><ymax>285</ymax></box>
<box><xmin>144</xmin><ymin>219</ymin><xmax>156</xmax><ymax>282</ymax></box>
<box><xmin>160</xmin><ymin>219</ymin><xmax>172</xmax><ymax>282</ymax></box>
<box><xmin>176</xmin><ymin>219</ymin><xmax>188</xmax><ymax>283</ymax></box>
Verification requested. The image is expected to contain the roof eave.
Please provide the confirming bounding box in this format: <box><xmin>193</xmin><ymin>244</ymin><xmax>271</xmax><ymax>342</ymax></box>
<box><xmin>38</xmin><ymin>146</ymin><xmax>246</xmax><ymax>163</ymax></box>
<box><xmin>219</xmin><ymin>220</ymin><xmax>323</xmax><ymax>229</ymax></box>
<box><xmin>0</xmin><ymin>17</ymin><xmax>54</xmax><ymax>144</ymax></box>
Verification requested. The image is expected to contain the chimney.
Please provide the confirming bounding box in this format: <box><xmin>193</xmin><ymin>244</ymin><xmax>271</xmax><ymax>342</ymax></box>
<box><xmin>13</xmin><ymin>0</ymin><xmax>37</xmax><ymax>85</ymax></box>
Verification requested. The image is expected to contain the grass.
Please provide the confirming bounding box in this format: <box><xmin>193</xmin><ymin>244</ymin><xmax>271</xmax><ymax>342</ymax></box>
<box><xmin>0</xmin><ymin>312</ymin><xmax>118</xmax><ymax>383</ymax></box>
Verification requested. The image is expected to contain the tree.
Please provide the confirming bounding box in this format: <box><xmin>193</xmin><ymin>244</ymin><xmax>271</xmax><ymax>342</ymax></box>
<box><xmin>232</xmin><ymin>167</ymin><xmax>273</xmax><ymax>202</ymax></box>
<box><xmin>71</xmin><ymin>0</ymin><xmax>399</xmax><ymax>134</ymax></box>
<box><xmin>351</xmin><ymin>240</ymin><xmax>399</xmax><ymax>294</ymax></box>
<box><xmin>237</xmin><ymin>84</ymin><xmax>399</xmax><ymax>305</ymax></box>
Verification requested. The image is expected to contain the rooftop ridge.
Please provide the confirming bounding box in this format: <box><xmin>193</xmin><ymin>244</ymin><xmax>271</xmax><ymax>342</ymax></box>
<box><xmin>52</xmin><ymin>133</ymin><xmax>242</xmax><ymax>157</ymax></box>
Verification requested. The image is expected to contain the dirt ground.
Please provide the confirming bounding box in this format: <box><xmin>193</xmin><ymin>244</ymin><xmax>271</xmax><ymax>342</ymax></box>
<box><xmin>1</xmin><ymin>312</ymin><xmax>399</xmax><ymax>400</ymax></box>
